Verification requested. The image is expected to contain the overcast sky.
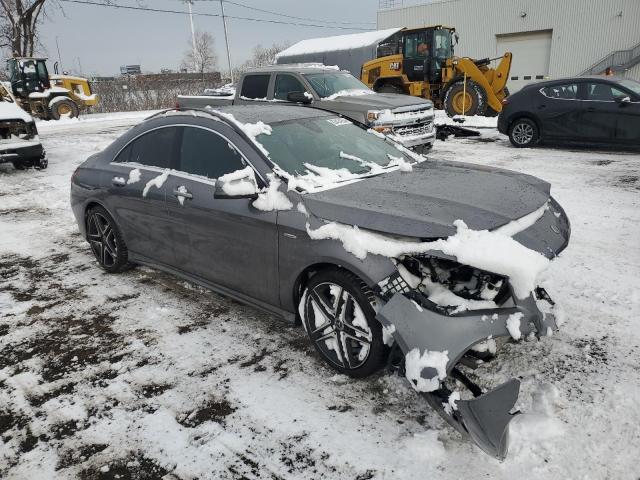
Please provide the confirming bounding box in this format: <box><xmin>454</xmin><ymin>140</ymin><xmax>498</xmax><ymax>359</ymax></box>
<box><xmin>37</xmin><ymin>0</ymin><xmax>386</xmax><ymax>76</ymax></box>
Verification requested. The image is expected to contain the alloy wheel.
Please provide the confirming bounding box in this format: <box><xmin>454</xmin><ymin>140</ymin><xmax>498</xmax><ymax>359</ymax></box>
<box><xmin>87</xmin><ymin>212</ymin><xmax>118</xmax><ymax>267</ymax></box>
<box><xmin>305</xmin><ymin>282</ymin><xmax>373</xmax><ymax>370</ymax></box>
<box><xmin>512</xmin><ymin>122</ymin><xmax>534</xmax><ymax>145</ymax></box>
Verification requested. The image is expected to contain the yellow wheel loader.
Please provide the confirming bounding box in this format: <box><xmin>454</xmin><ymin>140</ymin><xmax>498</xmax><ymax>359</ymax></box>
<box><xmin>6</xmin><ymin>57</ymin><xmax>98</xmax><ymax>120</ymax></box>
<box><xmin>361</xmin><ymin>26</ymin><xmax>511</xmax><ymax>117</ymax></box>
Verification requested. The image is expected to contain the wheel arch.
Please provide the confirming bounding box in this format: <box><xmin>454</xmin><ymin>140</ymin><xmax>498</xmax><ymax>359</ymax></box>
<box><xmin>507</xmin><ymin>112</ymin><xmax>542</xmax><ymax>136</ymax></box>
<box><xmin>372</xmin><ymin>76</ymin><xmax>406</xmax><ymax>93</ymax></box>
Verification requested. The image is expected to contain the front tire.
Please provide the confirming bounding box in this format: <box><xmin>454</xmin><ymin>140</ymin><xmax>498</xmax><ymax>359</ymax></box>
<box><xmin>49</xmin><ymin>97</ymin><xmax>79</xmax><ymax>120</ymax></box>
<box><xmin>508</xmin><ymin>117</ymin><xmax>539</xmax><ymax>148</ymax></box>
<box><xmin>443</xmin><ymin>80</ymin><xmax>487</xmax><ymax>117</ymax></box>
<box><xmin>301</xmin><ymin>269</ymin><xmax>387</xmax><ymax>378</ymax></box>
<box><xmin>86</xmin><ymin>206</ymin><xmax>130</xmax><ymax>273</ymax></box>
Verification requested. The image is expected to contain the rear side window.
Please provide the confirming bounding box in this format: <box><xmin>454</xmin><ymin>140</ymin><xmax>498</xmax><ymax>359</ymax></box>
<box><xmin>240</xmin><ymin>75</ymin><xmax>270</xmax><ymax>99</ymax></box>
<box><xmin>118</xmin><ymin>127</ymin><xmax>179</xmax><ymax>168</ymax></box>
<box><xmin>274</xmin><ymin>74</ymin><xmax>307</xmax><ymax>100</ymax></box>
<box><xmin>179</xmin><ymin>126</ymin><xmax>246</xmax><ymax>179</ymax></box>
<box><xmin>540</xmin><ymin>83</ymin><xmax>578</xmax><ymax>99</ymax></box>
<box><xmin>585</xmin><ymin>83</ymin><xmax>628</xmax><ymax>101</ymax></box>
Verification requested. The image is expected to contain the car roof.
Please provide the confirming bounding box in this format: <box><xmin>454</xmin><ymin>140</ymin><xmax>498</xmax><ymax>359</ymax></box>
<box><xmin>156</xmin><ymin>104</ymin><xmax>334</xmax><ymax>125</ymax></box>
<box><xmin>523</xmin><ymin>75</ymin><xmax>630</xmax><ymax>89</ymax></box>
<box><xmin>244</xmin><ymin>64</ymin><xmax>348</xmax><ymax>75</ymax></box>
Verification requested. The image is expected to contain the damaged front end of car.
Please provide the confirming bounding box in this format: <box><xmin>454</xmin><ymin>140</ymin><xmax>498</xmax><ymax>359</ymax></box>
<box><xmin>375</xmin><ymin>249</ymin><xmax>562</xmax><ymax>459</ymax></box>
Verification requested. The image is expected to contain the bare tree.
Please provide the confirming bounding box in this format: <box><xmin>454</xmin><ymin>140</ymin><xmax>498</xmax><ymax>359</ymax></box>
<box><xmin>0</xmin><ymin>0</ymin><xmax>48</xmax><ymax>57</ymax></box>
<box><xmin>181</xmin><ymin>31</ymin><xmax>217</xmax><ymax>74</ymax></box>
<box><xmin>230</xmin><ymin>41</ymin><xmax>290</xmax><ymax>81</ymax></box>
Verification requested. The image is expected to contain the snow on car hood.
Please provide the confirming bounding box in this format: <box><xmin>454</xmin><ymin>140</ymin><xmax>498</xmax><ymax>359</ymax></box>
<box><xmin>302</xmin><ymin>160</ymin><xmax>568</xmax><ymax>257</ymax></box>
<box><xmin>320</xmin><ymin>93</ymin><xmax>433</xmax><ymax>112</ymax></box>
<box><xmin>0</xmin><ymin>100</ymin><xmax>34</xmax><ymax>123</ymax></box>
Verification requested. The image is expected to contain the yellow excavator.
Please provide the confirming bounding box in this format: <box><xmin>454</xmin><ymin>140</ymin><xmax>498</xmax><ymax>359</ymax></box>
<box><xmin>361</xmin><ymin>26</ymin><xmax>511</xmax><ymax>116</ymax></box>
<box><xmin>6</xmin><ymin>57</ymin><xmax>98</xmax><ymax>120</ymax></box>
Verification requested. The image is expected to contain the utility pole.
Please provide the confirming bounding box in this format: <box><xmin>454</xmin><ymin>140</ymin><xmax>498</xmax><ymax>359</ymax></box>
<box><xmin>55</xmin><ymin>36</ymin><xmax>63</xmax><ymax>73</ymax></box>
<box><xmin>185</xmin><ymin>0</ymin><xmax>198</xmax><ymax>72</ymax></box>
<box><xmin>220</xmin><ymin>0</ymin><xmax>233</xmax><ymax>83</ymax></box>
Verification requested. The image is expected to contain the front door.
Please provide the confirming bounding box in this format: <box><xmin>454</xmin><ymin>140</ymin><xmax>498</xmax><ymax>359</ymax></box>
<box><xmin>403</xmin><ymin>30</ymin><xmax>430</xmax><ymax>82</ymax></box>
<box><xmin>166</xmin><ymin>123</ymin><xmax>280</xmax><ymax>306</ymax></box>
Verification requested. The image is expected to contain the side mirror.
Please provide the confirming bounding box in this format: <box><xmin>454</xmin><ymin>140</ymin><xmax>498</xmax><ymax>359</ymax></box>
<box><xmin>616</xmin><ymin>96</ymin><xmax>631</xmax><ymax>105</ymax></box>
<box><xmin>287</xmin><ymin>91</ymin><xmax>312</xmax><ymax>104</ymax></box>
<box><xmin>214</xmin><ymin>167</ymin><xmax>259</xmax><ymax>199</ymax></box>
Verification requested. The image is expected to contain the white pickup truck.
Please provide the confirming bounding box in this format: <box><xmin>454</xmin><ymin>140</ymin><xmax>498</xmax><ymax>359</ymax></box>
<box><xmin>177</xmin><ymin>64</ymin><xmax>436</xmax><ymax>152</ymax></box>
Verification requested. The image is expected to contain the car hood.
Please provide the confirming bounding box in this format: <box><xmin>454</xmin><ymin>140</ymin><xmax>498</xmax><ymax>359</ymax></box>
<box><xmin>302</xmin><ymin>160</ymin><xmax>569</xmax><ymax>257</ymax></box>
<box><xmin>0</xmin><ymin>100</ymin><xmax>34</xmax><ymax>123</ymax></box>
<box><xmin>320</xmin><ymin>93</ymin><xmax>432</xmax><ymax>112</ymax></box>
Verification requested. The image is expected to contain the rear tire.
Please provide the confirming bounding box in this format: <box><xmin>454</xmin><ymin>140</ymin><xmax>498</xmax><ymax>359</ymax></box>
<box><xmin>376</xmin><ymin>83</ymin><xmax>404</xmax><ymax>95</ymax></box>
<box><xmin>48</xmin><ymin>97</ymin><xmax>79</xmax><ymax>120</ymax></box>
<box><xmin>508</xmin><ymin>117</ymin><xmax>539</xmax><ymax>148</ymax></box>
<box><xmin>12</xmin><ymin>161</ymin><xmax>28</xmax><ymax>170</ymax></box>
<box><xmin>301</xmin><ymin>268</ymin><xmax>387</xmax><ymax>378</ymax></box>
<box><xmin>443</xmin><ymin>80</ymin><xmax>487</xmax><ymax>117</ymax></box>
<box><xmin>86</xmin><ymin>205</ymin><xmax>130</xmax><ymax>273</ymax></box>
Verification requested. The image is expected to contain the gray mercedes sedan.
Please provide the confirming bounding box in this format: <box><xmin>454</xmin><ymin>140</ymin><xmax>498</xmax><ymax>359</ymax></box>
<box><xmin>70</xmin><ymin>105</ymin><xmax>570</xmax><ymax>458</ymax></box>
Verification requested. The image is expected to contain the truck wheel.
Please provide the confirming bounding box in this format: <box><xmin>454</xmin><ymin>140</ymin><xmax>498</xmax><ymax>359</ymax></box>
<box><xmin>376</xmin><ymin>83</ymin><xmax>404</xmax><ymax>95</ymax></box>
<box><xmin>48</xmin><ymin>97</ymin><xmax>79</xmax><ymax>120</ymax></box>
<box><xmin>444</xmin><ymin>80</ymin><xmax>487</xmax><ymax>117</ymax></box>
<box><xmin>508</xmin><ymin>117</ymin><xmax>539</xmax><ymax>148</ymax></box>
<box><xmin>12</xmin><ymin>161</ymin><xmax>28</xmax><ymax>170</ymax></box>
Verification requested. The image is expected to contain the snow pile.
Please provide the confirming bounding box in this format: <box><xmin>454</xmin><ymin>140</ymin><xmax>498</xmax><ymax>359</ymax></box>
<box><xmin>443</xmin><ymin>391</ymin><xmax>460</xmax><ymax>415</ymax></box>
<box><xmin>495</xmin><ymin>203</ymin><xmax>548</xmax><ymax>236</ymax></box>
<box><xmin>0</xmin><ymin>99</ymin><xmax>34</xmax><ymax>123</ymax></box>
<box><xmin>218</xmin><ymin>166</ymin><xmax>258</xmax><ymax>196</ymax></box>
<box><xmin>127</xmin><ymin>168</ymin><xmax>141</xmax><ymax>185</ymax></box>
<box><xmin>208</xmin><ymin>109</ymin><xmax>272</xmax><ymax>157</ymax></box>
<box><xmin>470</xmin><ymin>336</ymin><xmax>497</xmax><ymax>354</ymax></box>
<box><xmin>403</xmin><ymin>430</ymin><xmax>446</xmax><ymax>461</ymax></box>
<box><xmin>204</xmin><ymin>83</ymin><xmax>236</xmax><ymax>96</ymax></box>
<box><xmin>252</xmin><ymin>174</ymin><xmax>293</xmax><ymax>211</ymax></box>
<box><xmin>322</xmin><ymin>89</ymin><xmax>376</xmax><ymax>101</ymax></box>
<box><xmin>276</xmin><ymin>28</ymin><xmax>402</xmax><ymax>58</ymax></box>
<box><xmin>382</xmin><ymin>323</ymin><xmax>396</xmax><ymax>346</ymax></box>
<box><xmin>387</xmin><ymin>154</ymin><xmax>413</xmax><ymax>172</ymax></box>
<box><xmin>142</xmin><ymin>170</ymin><xmax>169</xmax><ymax>197</ymax></box>
<box><xmin>506</xmin><ymin>312</ymin><xmax>524</xmax><ymax>340</ymax></box>
<box><xmin>307</xmin><ymin>219</ymin><xmax>550</xmax><ymax>299</ymax></box>
<box><xmin>404</xmin><ymin>348</ymin><xmax>449</xmax><ymax>392</ymax></box>
<box><xmin>340</xmin><ymin>151</ymin><xmax>384</xmax><ymax>174</ymax></box>
<box><xmin>175</xmin><ymin>185</ymin><xmax>189</xmax><ymax>206</ymax></box>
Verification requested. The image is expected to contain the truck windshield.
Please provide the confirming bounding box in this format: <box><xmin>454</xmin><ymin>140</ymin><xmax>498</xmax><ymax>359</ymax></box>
<box><xmin>304</xmin><ymin>73</ymin><xmax>371</xmax><ymax>98</ymax></box>
<box><xmin>257</xmin><ymin>116</ymin><xmax>417</xmax><ymax>183</ymax></box>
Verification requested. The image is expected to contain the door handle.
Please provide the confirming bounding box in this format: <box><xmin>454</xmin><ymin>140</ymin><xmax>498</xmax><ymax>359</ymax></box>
<box><xmin>112</xmin><ymin>176</ymin><xmax>126</xmax><ymax>186</ymax></box>
<box><xmin>173</xmin><ymin>188</ymin><xmax>193</xmax><ymax>199</ymax></box>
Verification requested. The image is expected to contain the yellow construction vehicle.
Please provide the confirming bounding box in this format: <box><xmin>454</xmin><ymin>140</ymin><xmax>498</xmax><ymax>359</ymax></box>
<box><xmin>360</xmin><ymin>26</ymin><xmax>512</xmax><ymax>116</ymax></box>
<box><xmin>6</xmin><ymin>57</ymin><xmax>98</xmax><ymax>120</ymax></box>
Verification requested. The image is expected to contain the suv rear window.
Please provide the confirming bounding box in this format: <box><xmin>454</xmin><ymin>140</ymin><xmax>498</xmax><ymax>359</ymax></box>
<box><xmin>240</xmin><ymin>75</ymin><xmax>270</xmax><ymax>99</ymax></box>
<box><xmin>540</xmin><ymin>83</ymin><xmax>578</xmax><ymax>99</ymax></box>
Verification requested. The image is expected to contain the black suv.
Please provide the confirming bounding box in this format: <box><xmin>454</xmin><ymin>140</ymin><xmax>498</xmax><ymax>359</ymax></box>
<box><xmin>498</xmin><ymin>76</ymin><xmax>640</xmax><ymax>148</ymax></box>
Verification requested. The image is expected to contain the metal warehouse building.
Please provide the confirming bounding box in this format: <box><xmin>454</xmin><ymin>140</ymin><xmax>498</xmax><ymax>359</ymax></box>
<box><xmin>377</xmin><ymin>0</ymin><xmax>640</xmax><ymax>91</ymax></box>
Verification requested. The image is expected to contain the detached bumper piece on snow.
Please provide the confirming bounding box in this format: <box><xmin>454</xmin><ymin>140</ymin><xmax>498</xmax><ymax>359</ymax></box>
<box><xmin>377</xmin><ymin>288</ymin><xmax>557</xmax><ymax>459</ymax></box>
<box><xmin>435</xmin><ymin>124</ymin><xmax>481</xmax><ymax>141</ymax></box>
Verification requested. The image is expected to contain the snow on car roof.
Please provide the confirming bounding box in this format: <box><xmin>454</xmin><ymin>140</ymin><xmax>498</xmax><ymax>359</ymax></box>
<box><xmin>212</xmin><ymin>105</ymin><xmax>334</xmax><ymax>125</ymax></box>
<box><xmin>275</xmin><ymin>28</ymin><xmax>402</xmax><ymax>58</ymax></box>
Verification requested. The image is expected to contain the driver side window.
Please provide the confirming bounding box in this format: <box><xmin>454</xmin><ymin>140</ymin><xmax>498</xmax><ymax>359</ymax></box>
<box><xmin>274</xmin><ymin>74</ymin><xmax>307</xmax><ymax>101</ymax></box>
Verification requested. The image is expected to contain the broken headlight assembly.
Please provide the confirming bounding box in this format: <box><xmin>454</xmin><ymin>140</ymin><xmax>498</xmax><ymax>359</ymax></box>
<box><xmin>0</xmin><ymin>120</ymin><xmax>37</xmax><ymax>141</ymax></box>
<box><xmin>377</xmin><ymin>254</ymin><xmax>514</xmax><ymax>315</ymax></box>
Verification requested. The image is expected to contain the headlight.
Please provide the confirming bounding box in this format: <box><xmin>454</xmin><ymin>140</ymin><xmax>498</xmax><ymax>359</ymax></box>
<box><xmin>379</xmin><ymin>255</ymin><xmax>513</xmax><ymax>314</ymax></box>
<box><xmin>367</xmin><ymin>110</ymin><xmax>381</xmax><ymax>122</ymax></box>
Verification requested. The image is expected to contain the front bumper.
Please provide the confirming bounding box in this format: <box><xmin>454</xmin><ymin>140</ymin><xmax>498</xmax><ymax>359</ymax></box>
<box><xmin>0</xmin><ymin>141</ymin><xmax>45</xmax><ymax>164</ymax></box>
<box><xmin>377</xmin><ymin>287</ymin><xmax>557</xmax><ymax>459</ymax></box>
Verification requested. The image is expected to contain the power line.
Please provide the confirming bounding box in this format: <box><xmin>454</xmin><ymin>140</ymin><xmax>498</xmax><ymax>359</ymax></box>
<box><xmin>204</xmin><ymin>0</ymin><xmax>376</xmax><ymax>26</ymax></box>
<box><xmin>58</xmin><ymin>0</ymin><xmax>372</xmax><ymax>31</ymax></box>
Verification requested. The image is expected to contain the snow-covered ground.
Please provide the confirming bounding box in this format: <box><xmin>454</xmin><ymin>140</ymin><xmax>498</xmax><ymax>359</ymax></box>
<box><xmin>1</xmin><ymin>110</ymin><xmax>639</xmax><ymax>479</ymax></box>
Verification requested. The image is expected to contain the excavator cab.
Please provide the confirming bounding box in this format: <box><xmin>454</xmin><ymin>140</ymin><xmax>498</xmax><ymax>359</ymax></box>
<box><xmin>7</xmin><ymin>58</ymin><xmax>51</xmax><ymax>99</ymax></box>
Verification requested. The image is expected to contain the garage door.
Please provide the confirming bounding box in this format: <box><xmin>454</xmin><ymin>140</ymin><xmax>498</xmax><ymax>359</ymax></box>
<box><xmin>496</xmin><ymin>30</ymin><xmax>552</xmax><ymax>92</ymax></box>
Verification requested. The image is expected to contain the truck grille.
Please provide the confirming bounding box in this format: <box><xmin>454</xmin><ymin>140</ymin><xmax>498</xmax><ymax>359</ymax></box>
<box><xmin>393</xmin><ymin>121</ymin><xmax>433</xmax><ymax>137</ymax></box>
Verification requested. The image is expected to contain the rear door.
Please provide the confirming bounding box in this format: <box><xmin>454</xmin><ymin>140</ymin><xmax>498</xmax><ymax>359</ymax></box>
<box><xmin>536</xmin><ymin>82</ymin><xmax>583</xmax><ymax>141</ymax></box>
<box><xmin>165</xmin><ymin>123</ymin><xmax>280</xmax><ymax>306</ymax></box>
<box><xmin>234</xmin><ymin>74</ymin><xmax>272</xmax><ymax>105</ymax></box>
<box><xmin>105</xmin><ymin>126</ymin><xmax>180</xmax><ymax>264</ymax></box>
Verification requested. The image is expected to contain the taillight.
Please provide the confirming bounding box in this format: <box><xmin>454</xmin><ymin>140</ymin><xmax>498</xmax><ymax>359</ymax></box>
<box><xmin>72</xmin><ymin>167</ymin><xmax>80</xmax><ymax>183</ymax></box>
<box><xmin>175</xmin><ymin>102</ymin><xmax>180</xmax><ymax>110</ymax></box>
<box><xmin>502</xmin><ymin>97</ymin><xmax>510</xmax><ymax>105</ymax></box>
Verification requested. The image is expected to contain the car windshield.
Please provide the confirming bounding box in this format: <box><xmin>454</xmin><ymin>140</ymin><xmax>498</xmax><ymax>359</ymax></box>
<box><xmin>617</xmin><ymin>79</ymin><xmax>640</xmax><ymax>96</ymax></box>
<box><xmin>304</xmin><ymin>73</ymin><xmax>371</xmax><ymax>98</ymax></box>
<box><xmin>257</xmin><ymin>116</ymin><xmax>417</xmax><ymax>184</ymax></box>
